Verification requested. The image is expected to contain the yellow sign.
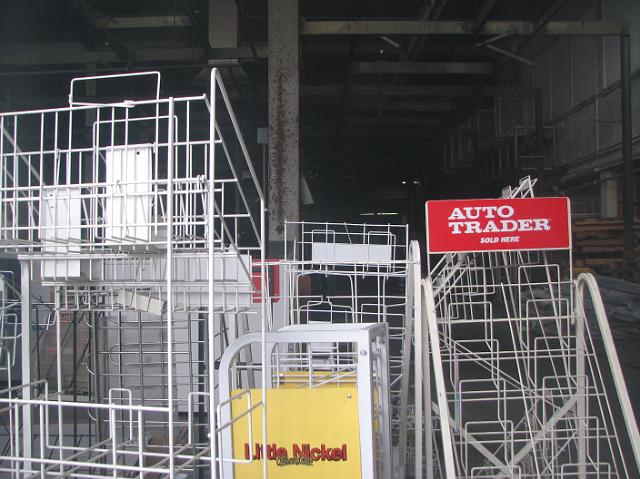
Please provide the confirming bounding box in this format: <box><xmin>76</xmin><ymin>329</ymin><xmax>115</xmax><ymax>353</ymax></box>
<box><xmin>230</xmin><ymin>387</ymin><xmax>362</xmax><ymax>478</ymax></box>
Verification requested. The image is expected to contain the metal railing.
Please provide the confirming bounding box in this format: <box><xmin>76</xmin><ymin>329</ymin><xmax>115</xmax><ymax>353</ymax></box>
<box><xmin>0</xmin><ymin>68</ymin><xmax>267</xmax><ymax>478</ymax></box>
<box><xmin>424</xmin><ymin>177</ymin><xmax>640</xmax><ymax>478</ymax></box>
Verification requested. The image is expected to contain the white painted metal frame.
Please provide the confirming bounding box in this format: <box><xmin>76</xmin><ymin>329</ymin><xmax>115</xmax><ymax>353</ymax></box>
<box><xmin>282</xmin><ymin>221</ymin><xmax>419</xmax><ymax>477</ymax></box>
<box><xmin>425</xmin><ymin>176</ymin><xmax>640</xmax><ymax>479</ymax></box>
<box><xmin>217</xmin><ymin>322</ymin><xmax>392</xmax><ymax>479</ymax></box>
<box><xmin>0</xmin><ymin>68</ymin><xmax>267</xmax><ymax>478</ymax></box>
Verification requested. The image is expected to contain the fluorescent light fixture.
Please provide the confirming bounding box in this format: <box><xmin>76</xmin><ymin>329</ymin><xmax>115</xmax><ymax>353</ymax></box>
<box><xmin>359</xmin><ymin>212</ymin><xmax>400</xmax><ymax>216</ymax></box>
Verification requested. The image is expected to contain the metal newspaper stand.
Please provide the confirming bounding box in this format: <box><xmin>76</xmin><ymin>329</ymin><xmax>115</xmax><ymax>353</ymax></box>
<box><xmin>217</xmin><ymin>322</ymin><xmax>392</xmax><ymax>479</ymax></box>
<box><xmin>423</xmin><ymin>177</ymin><xmax>640</xmax><ymax>479</ymax></box>
<box><xmin>179</xmin><ymin>221</ymin><xmax>421</xmax><ymax>479</ymax></box>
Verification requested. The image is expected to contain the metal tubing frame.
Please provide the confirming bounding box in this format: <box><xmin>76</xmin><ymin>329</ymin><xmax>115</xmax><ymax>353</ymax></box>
<box><xmin>0</xmin><ymin>68</ymin><xmax>267</xmax><ymax>477</ymax></box>
<box><xmin>423</xmin><ymin>277</ymin><xmax>456</xmax><ymax>479</ymax></box>
<box><xmin>423</xmin><ymin>176</ymin><xmax>640</xmax><ymax>478</ymax></box>
<box><xmin>217</xmin><ymin>323</ymin><xmax>391</xmax><ymax>479</ymax></box>
<box><xmin>575</xmin><ymin>272</ymin><xmax>640</xmax><ymax>474</ymax></box>
<box><xmin>396</xmin><ymin>240</ymin><xmax>420</xmax><ymax>478</ymax></box>
<box><xmin>19</xmin><ymin>260</ymin><xmax>31</xmax><ymax>470</ymax></box>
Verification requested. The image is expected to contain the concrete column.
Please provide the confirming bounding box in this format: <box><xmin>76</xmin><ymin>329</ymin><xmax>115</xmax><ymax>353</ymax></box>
<box><xmin>268</xmin><ymin>0</ymin><xmax>299</xmax><ymax>246</ymax></box>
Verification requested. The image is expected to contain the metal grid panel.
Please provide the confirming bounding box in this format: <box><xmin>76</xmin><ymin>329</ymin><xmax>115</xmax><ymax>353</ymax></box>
<box><xmin>0</xmin><ymin>69</ymin><xmax>268</xmax><ymax>478</ymax></box>
<box><xmin>283</xmin><ymin>221</ymin><xmax>417</xmax><ymax>471</ymax></box>
<box><xmin>425</xmin><ymin>176</ymin><xmax>640</xmax><ymax>479</ymax></box>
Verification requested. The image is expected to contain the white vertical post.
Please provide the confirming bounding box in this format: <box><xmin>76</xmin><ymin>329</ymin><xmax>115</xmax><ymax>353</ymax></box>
<box><xmin>412</xmin><ymin>241</ymin><xmax>425</xmax><ymax>479</ymax></box>
<box><xmin>55</xmin><ymin>287</ymin><xmax>63</xmax><ymax>474</ymax></box>
<box><xmin>356</xmin><ymin>332</ymin><xmax>376</xmax><ymax>478</ymax></box>
<box><xmin>166</xmin><ymin>97</ymin><xmax>175</xmax><ymax>478</ymax></box>
<box><xmin>260</xmin><ymin>198</ymin><xmax>268</xmax><ymax>479</ymax></box>
<box><xmin>576</xmin><ymin>296</ymin><xmax>587</xmax><ymax>479</ymax></box>
<box><xmin>19</xmin><ymin>261</ymin><xmax>32</xmax><ymax>471</ymax></box>
<box><xmin>397</xmin><ymin>242</ymin><xmax>416</xmax><ymax>477</ymax></box>
<box><xmin>423</xmin><ymin>278</ymin><xmax>456</xmax><ymax>479</ymax></box>
<box><xmin>208</xmin><ymin>70</ymin><xmax>219</xmax><ymax>478</ymax></box>
<box><xmin>424</xmin><ymin>298</ymin><xmax>433</xmax><ymax>479</ymax></box>
<box><xmin>377</xmin><ymin>328</ymin><xmax>393</xmax><ymax>479</ymax></box>
<box><xmin>576</xmin><ymin>273</ymin><xmax>640</xmax><ymax>475</ymax></box>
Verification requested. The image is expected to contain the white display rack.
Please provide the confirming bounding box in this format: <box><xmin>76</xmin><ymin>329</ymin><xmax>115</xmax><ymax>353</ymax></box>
<box><xmin>283</xmin><ymin>221</ymin><xmax>422</xmax><ymax>477</ymax></box>
<box><xmin>0</xmin><ymin>66</ymin><xmax>415</xmax><ymax>478</ymax></box>
<box><xmin>423</xmin><ymin>177</ymin><xmax>640</xmax><ymax>479</ymax></box>
<box><xmin>0</xmin><ymin>69</ymin><xmax>267</xmax><ymax>478</ymax></box>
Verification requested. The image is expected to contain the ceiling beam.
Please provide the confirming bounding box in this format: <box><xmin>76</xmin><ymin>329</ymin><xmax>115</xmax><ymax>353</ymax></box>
<box><xmin>534</xmin><ymin>0</ymin><xmax>570</xmax><ymax>32</ymax></box>
<box><xmin>353</xmin><ymin>62</ymin><xmax>492</xmax><ymax>75</ymax></box>
<box><xmin>96</xmin><ymin>15</ymin><xmax>192</xmax><ymax>29</ymax></box>
<box><xmin>472</xmin><ymin>0</ymin><xmax>502</xmax><ymax>33</ymax></box>
<box><xmin>421</xmin><ymin>0</ymin><xmax>450</xmax><ymax>22</ymax></box>
<box><xmin>302</xmin><ymin>20</ymin><xmax>628</xmax><ymax>36</ymax></box>
<box><xmin>0</xmin><ymin>43</ymin><xmax>203</xmax><ymax>66</ymax></box>
<box><xmin>208</xmin><ymin>46</ymin><xmax>268</xmax><ymax>59</ymax></box>
<box><xmin>302</xmin><ymin>127</ymin><xmax>442</xmax><ymax>140</ymax></box>
<box><xmin>0</xmin><ymin>43</ymin><xmax>268</xmax><ymax>67</ymax></box>
<box><xmin>402</xmin><ymin>0</ymin><xmax>449</xmax><ymax>65</ymax></box>
<box><xmin>342</xmin><ymin>117</ymin><xmax>442</xmax><ymax>127</ymax></box>
<box><xmin>340</xmin><ymin>100</ymin><xmax>453</xmax><ymax>112</ymax></box>
<box><xmin>252</xmin><ymin>84</ymin><xmax>537</xmax><ymax>98</ymax></box>
<box><xmin>298</xmin><ymin>84</ymin><xmax>538</xmax><ymax>97</ymax></box>
<box><xmin>71</xmin><ymin>1</ymin><xmax>134</xmax><ymax>62</ymax></box>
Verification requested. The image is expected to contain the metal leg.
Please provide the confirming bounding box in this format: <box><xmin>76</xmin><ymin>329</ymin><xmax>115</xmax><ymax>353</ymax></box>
<box><xmin>412</xmin><ymin>241</ymin><xmax>425</xmax><ymax>479</ymax></box>
<box><xmin>19</xmin><ymin>261</ymin><xmax>31</xmax><ymax>471</ymax></box>
<box><xmin>357</xmin><ymin>333</ymin><xmax>376</xmax><ymax>478</ymax></box>
<box><xmin>423</xmin><ymin>297</ymin><xmax>433</xmax><ymax>479</ymax></box>
<box><xmin>397</xmin><ymin>255</ymin><xmax>414</xmax><ymax>478</ymax></box>
<box><xmin>55</xmin><ymin>287</ymin><xmax>64</xmax><ymax>474</ymax></box>
<box><xmin>423</xmin><ymin>278</ymin><xmax>456</xmax><ymax>479</ymax></box>
<box><xmin>378</xmin><ymin>332</ymin><xmax>393</xmax><ymax>479</ymax></box>
<box><xmin>576</xmin><ymin>296</ymin><xmax>587</xmax><ymax>479</ymax></box>
<box><xmin>576</xmin><ymin>273</ymin><xmax>640</xmax><ymax>475</ymax></box>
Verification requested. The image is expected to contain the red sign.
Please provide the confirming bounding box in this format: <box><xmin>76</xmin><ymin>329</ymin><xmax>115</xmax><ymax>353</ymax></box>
<box><xmin>425</xmin><ymin>197</ymin><xmax>571</xmax><ymax>253</ymax></box>
<box><xmin>252</xmin><ymin>259</ymin><xmax>280</xmax><ymax>303</ymax></box>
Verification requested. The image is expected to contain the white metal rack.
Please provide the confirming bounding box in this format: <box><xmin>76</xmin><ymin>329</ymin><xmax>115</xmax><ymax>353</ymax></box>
<box><xmin>424</xmin><ymin>177</ymin><xmax>640</xmax><ymax>478</ymax></box>
<box><xmin>0</xmin><ymin>69</ymin><xmax>267</xmax><ymax>478</ymax></box>
<box><xmin>282</xmin><ymin>221</ymin><xmax>422</xmax><ymax>477</ymax></box>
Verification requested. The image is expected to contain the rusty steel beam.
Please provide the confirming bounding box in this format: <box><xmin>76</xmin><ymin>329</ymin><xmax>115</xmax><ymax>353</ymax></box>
<box><xmin>303</xmin><ymin>20</ymin><xmax>628</xmax><ymax>36</ymax></box>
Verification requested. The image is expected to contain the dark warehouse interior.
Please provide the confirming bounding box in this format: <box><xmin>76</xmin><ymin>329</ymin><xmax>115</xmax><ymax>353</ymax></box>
<box><xmin>0</xmin><ymin>1</ymin><xmax>639</xmax><ymax>478</ymax></box>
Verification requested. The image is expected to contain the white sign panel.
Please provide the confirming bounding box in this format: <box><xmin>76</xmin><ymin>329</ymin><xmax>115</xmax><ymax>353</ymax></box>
<box><xmin>40</xmin><ymin>187</ymin><xmax>82</xmax><ymax>278</ymax></box>
<box><xmin>105</xmin><ymin>145</ymin><xmax>152</xmax><ymax>244</ymax></box>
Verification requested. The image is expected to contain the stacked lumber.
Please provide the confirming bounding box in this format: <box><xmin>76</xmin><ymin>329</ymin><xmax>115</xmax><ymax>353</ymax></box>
<box><xmin>572</xmin><ymin>218</ymin><xmax>640</xmax><ymax>279</ymax></box>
